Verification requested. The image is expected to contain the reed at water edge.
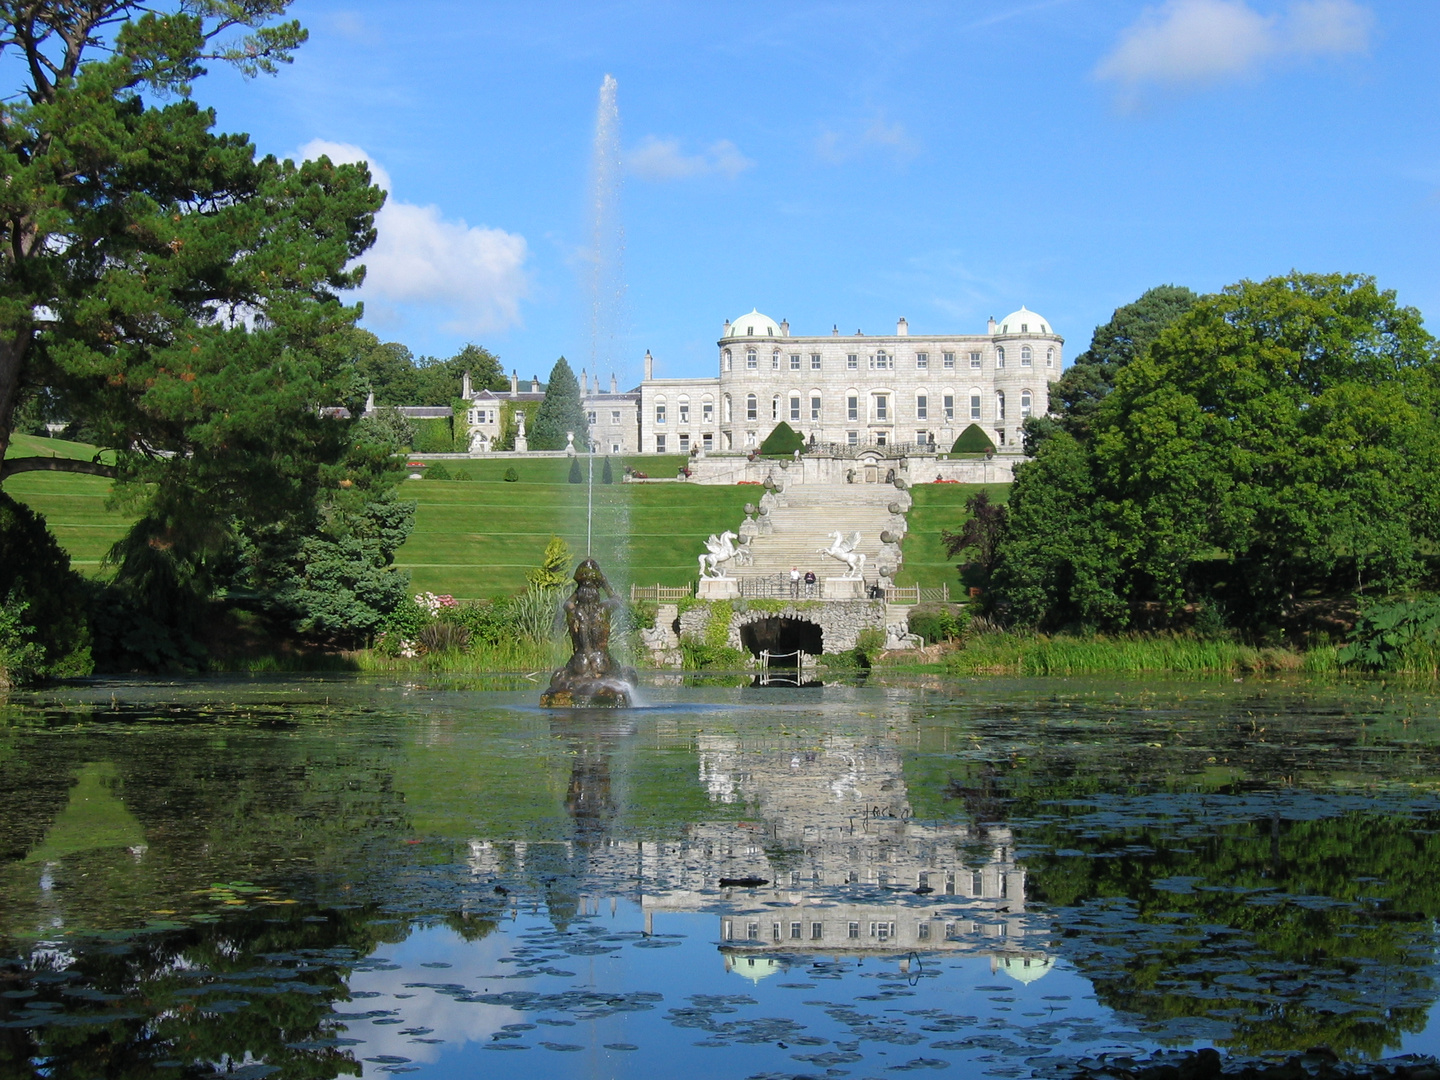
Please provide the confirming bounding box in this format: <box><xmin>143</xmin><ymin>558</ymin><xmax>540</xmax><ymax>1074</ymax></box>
<box><xmin>945</xmin><ymin>632</ymin><xmax>1344</xmax><ymax>677</ymax></box>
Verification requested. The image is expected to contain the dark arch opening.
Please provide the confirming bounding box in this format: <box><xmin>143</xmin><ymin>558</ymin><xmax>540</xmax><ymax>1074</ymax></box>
<box><xmin>740</xmin><ymin>618</ymin><xmax>823</xmax><ymax>664</ymax></box>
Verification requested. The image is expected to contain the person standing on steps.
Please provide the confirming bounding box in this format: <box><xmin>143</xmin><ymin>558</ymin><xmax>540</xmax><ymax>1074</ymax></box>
<box><xmin>803</xmin><ymin>569</ymin><xmax>817</xmax><ymax>598</ymax></box>
<box><xmin>791</xmin><ymin>566</ymin><xmax>800</xmax><ymax>598</ymax></box>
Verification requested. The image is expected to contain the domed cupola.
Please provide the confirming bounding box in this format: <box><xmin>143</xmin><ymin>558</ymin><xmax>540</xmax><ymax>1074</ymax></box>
<box><xmin>997</xmin><ymin>306</ymin><xmax>1051</xmax><ymax>335</ymax></box>
<box><xmin>725</xmin><ymin>309</ymin><xmax>783</xmax><ymax>339</ymax></box>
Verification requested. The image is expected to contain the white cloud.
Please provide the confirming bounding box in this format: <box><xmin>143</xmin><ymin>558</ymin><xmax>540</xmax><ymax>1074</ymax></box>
<box><xmin>627</xmin><ymin>136</ymin><xmax>754</xmax><ymax>181</ymax></box>
<box><xmin>1095</xmin><ymin>0</ymin><xmax>1372</xmax><ymax>94</ymax></box>
<box><xmin>294</xmin><ymin>139</ymin><xmax>529</xmax><ymax>335</ymax></box>
<box><xmin>815</xmin><ymin>112</ymin><xmax>920</xmax><ymax>165</ymax></box>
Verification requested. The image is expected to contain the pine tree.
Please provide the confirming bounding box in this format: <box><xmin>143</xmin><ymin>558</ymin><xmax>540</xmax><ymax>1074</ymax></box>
<box><xmin>602</xmin><ymin>457</ymin><xmax>614</xmax><ymax>484</ymax></box>
<box><xmin>529</xmin><ymin>358</ymin><xmax>589</xmax><ymax>451</ymax></box>
<box><xmin>527</xmin><ymin>536</ymin><xmax>573</xmax><ymax>589</ymax></box>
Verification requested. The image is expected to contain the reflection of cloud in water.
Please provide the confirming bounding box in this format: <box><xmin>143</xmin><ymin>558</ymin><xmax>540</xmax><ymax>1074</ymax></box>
<box><xmin>345</xmin><ymin>925</ymin><xmax>516</xmax><ymax>1063</ymax></box>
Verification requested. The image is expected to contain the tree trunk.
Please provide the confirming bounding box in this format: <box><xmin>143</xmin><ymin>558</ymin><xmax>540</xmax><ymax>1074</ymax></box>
<box><xmin>0</xmin><ymin>328</ymin><xmax>34</xmax><ymax>466</ymax></box>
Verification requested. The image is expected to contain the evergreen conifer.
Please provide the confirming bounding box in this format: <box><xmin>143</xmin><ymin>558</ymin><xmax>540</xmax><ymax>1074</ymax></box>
<box><xmin>568</xmin><ymin>457</ymin><xmax>583</xmax><ymax>483</ymax></box>
<box><xmin>759</xmin><ymin>421</ymin><xmax>806</xmax><ymax>456</ymax></box>
<box><xmin>950</xmin><ymin>424</ymin><xmax>997</xmax><ymax>455</ymax></box>
<box><xmin>530</xmin><ymin>358</ymin><xmax>589</xmax><ymax>450</ymax></box>
<box><xmin>602</xmin><ymin>457</ymin><xmax>614</xmax><ymax>484</ymax></box>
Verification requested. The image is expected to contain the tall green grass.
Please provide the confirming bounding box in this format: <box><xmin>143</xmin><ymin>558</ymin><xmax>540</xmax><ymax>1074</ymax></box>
<box><xmin>354</xmin><ymin>638</ymin><xmax>567</xmax><ymax>674</ymax></box>
<box><xmin>948</xmin><ymin>632</ymin><xmax>1337</xmax><ymax>676</ymax></box>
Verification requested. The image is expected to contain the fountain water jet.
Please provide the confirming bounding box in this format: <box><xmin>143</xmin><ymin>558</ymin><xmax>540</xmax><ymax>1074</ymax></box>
<box><xmin>539</xmin><ymin>558</ymin><xmax>637</xmax><ymax>708</ymax></box>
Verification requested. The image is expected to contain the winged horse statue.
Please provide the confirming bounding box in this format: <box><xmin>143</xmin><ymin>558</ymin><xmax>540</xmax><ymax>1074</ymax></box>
<box><xmin>818</xmin><ymin>531</ymin><xmax>866</xmax><ymax>580</ymax></box>
<box><xmin>699</xmin><ymin>531</ymin><xmax>751</xmax><ymax>579</ymax></box>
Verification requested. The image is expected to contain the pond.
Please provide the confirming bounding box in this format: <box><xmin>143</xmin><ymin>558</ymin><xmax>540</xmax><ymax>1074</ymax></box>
<box><xmin>3</xmin><ymin>674</ymin><xmax>1440</xmax><ymax>1078</ymax></box>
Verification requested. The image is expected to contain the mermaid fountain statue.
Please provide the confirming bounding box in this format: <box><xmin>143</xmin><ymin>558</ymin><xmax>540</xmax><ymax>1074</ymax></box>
<box><xmin>539</xmin><ymin>558</ymin><xmax>637</xmax><ymax>708</ymax></box>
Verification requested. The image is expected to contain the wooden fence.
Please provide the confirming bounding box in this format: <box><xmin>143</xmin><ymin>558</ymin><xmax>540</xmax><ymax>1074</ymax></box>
<box><xmin>630</xmin><ymin>583</ymin><xmax>695</xmax><ymax>603</ymax></box>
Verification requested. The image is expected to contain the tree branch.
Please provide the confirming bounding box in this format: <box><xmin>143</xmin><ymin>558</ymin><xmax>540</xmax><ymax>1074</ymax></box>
<box><xmin>1</xmin><ymin>454</ymin><xmax>116</xmax><ymax>479</ymax></box>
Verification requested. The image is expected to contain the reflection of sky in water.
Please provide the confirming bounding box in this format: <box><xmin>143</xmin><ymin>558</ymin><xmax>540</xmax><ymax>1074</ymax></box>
<box><xmin>336</xmin><ymin>906</ymin><xmax>1132</xmax><ymax>1078</ymax></box>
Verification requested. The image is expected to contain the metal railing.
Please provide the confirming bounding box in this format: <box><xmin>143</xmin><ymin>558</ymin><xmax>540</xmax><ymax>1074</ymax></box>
<box><xmin>881</xmin><ymin>584</ymin><xmax>950</xmax><ymax>604</ymax></box>
<box><xmin>630</xmin><ymin>583</ymin><xmax>695</xmax><ymax>603</ymax></box>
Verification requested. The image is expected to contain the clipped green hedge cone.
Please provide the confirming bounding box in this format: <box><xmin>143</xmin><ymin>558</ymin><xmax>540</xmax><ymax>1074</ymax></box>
<box><xmin>950</xmin><ymin>423</ymin><xmax>996</xmax><ymax>455</ymax></box>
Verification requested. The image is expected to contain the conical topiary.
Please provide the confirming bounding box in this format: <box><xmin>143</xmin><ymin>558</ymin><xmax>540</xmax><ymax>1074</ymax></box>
<box><xmin>950</xmin><ymin>423</ymin><xmax>996</xmax><ymax>455</ymax></box>
<box><xmin>759</xmin><ymin>421</ymin><xmax>806</xmax><ymax>456</ymax></box>
<box><xmin>601</xmin><ymin>456</ymin><xmax>613</xmax><ymax>484</ymax></box>
<box><xmin>568</xmin><ymin>457</ymin><xmax>583</xmax><ymax>483</ymax></box>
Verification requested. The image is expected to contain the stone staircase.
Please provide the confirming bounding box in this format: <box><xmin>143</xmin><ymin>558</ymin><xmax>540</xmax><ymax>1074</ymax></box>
<box><xmin>738</xmin><ymin>484</ymin><xmax>907</xmax><ymax>582</ymax></box>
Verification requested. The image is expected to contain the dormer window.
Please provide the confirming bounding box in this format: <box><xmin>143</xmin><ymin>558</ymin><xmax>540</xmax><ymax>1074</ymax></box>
<box><xmin>1021</xmin><ymin>323</ymin><xmax>1028</xmax><ymax>333</ymax></box>
<box><xmin>767</xmin><ymin>327</ymin><xmax>773</xmax><ymax>336</ymax></box>
<box><xmin>746</xmin><ymin>326</ymin><xmax>754</xmax><ymax>335</ymax></box>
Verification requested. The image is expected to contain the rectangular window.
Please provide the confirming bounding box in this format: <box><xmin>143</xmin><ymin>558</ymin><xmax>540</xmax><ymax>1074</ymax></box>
<box><xmin>747</xmin><ymin>922</ymin><xmax>759</xmax><ymax>941</ymax></box>
<box><xmin>970</xmin><ymin>351</ymin><xmax>982</xmax><ymax>369</ymax></box>
<box><xmin>847</xmin><ymin>353</ymin><xmax>859</xmax><ymax>370</ymax></box>
<box><xmin>916</xmin><ymin>352</ymin><xmax>929</xmax><ymax>370</ymax></box>
<box><xmin>790</xmin><ymin>922</ymin><xmax>802</xmax><ymax>940</ymax></box>
<box><xmin>747</xmin><ymin>399</ymin><xmax>757</xmax><ymax>421</ymax></box>
<box><xmin>587</xmin><ymin>411</ymin><xmax>597</xmax><ymax>425</ymax></box>
<box><xmin>943</xmin><ymin>351</ymin><xmax>956</xmax><ymax>369</ymax></box>
<box><xmin>655</xmin><ymin>434</ymin><xmax>666</xmax><ymax>453</ymax></box>
<box><xmin>611</xmin><ymin>410</ymin><xmax>621</xmax><ymax>424</ymax></box>
<box><xmin>790</xmin><ymin>353</ymin><xmax>801</xmax><ymax>370</ymax></box>
<box><xmin>971</xmin><ymin>394</ymin><xmax>981</xmax><ymax>420</ymax></box>
<box><xmin>869</xmin><ymin>921</ymin><xmax>895</xmax><ymax>941</ymax></box>
<box><xmin>972</xmin><ymin>871</ymin><xmax>983</xmax><ymax>895</ymax></box>
<box><xmin>772</xmin><ymin>353</ymin><xmax>780</xmax><ymax>370</ymax></box>
<box><xmin>702</xmin><ymin>402</ymin><xmax>713</xmax><ymax>422</ymax></box>
<box><xmin>679</xmin><ymin>403</ymin><xmax>689</xmax><ymax>423</ymax></box>
<box><xmin>746</xmin><ymin>352</ymin><xmax>757</xmax><ymax>370</ymax></box>
<box><xmin>811</xmin><ymin>353</ymin><xmax>822</xmax><ymax>370</ymax></box>
<box><xmin>772</xmin><ymin>923</ymin><xmax>782</xmax><ymax>942</ymax></box>
<box><xmin>848</xmin><ymin>921</ymin><xmax>860</xmax><ymax>940</ymax></box>
<box><xmin>655</xmin><ymin>404</ymin><xmax>666</xmax><ymax>424</ymax></box>
<box><xmin>917</xmin><ymin>922</ymin><xmax>931</xmax><ymax>941</ymax></box>
<box><xmin>874</xmin><ymin>395</ymin><xmax>888</xmax><ymax>420</ymax></box>
<box><xmin>702</xmin><ymin>432</ymin><xmax>713</xmax><ymax>450</ymax></box>
<box><xmin>771</xmin><ymin>398</ymin><xmax>779</xmax><ymax>420</ymax></box>
<box><xmin>611</xmin><ymin>441</ymin><xmax>620</xmax><ymax>454</ymax></box>
<box><xmin>917</xmin><ymin>430</ymin><xmax>928</xmax><ymax>444</ymax></box>
<box><xmin>847</xmin><ymin>430</ymin><xmax>858</xmax><ymax>445</ymax></box>
<box><xmin>916</xmin><ymin>395</ymin><xmax>928</xmax><ymax>420</ymax></box>
<box><xmin>876</xmin><ymin>431</ymin><xmax>888</xmax><ymax>446</ymax></box>
<box><xmin>678</xmin><ymin>433</ymin><xmax>689</xmax><ymax>452</ymax></box>
<box><xmin>847</xmin><ymin>396</ymin><xmax>859</xmax><ymax>421</ymax></box>
<box><xmin>811</xmin><ymin>396</ymin><xmax>821</xmax><ymax>421</ymax></box>
<box><xmin>790</xmin><ymin>398</ymin><xmax>800</xmax><ymax>422</ymax></box>
<box><xmin>811</xmin><ymin>922</ymin><xmax>823</xmax><ymax>940</ymax></box>
<box><xmin>943</xmin><ymin>395</ymin><xmax>954</xmax><ymax>420</ymax></box>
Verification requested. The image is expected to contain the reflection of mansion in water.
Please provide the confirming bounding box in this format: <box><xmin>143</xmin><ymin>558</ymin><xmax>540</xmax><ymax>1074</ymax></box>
<box><xmin>465</xmin><ymin>724</ymin><xmax>1051</xmax><ymax>981</ymax></box>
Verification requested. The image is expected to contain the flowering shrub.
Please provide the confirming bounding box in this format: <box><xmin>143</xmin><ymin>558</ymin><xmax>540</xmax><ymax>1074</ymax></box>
<box><xmin>415</xmin><ymin>592</ymin><xmax>459</xmax><ymax>617</ymax></box>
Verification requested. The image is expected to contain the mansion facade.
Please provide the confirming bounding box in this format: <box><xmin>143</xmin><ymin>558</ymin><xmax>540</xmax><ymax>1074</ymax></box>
<box><xmin>460</xmin><ymin>307</ymin><xmax>1063</xmax><ymax>456</ymax></box>
<box><xmin>642</xmin><ymin>307</ymin><xmax>1063</xmax><ymax>456</ymax></box>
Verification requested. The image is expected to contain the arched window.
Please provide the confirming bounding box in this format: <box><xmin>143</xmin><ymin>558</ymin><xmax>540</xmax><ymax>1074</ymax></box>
<box><xmin>789</xmin><ymin>393</ymin><xmax>801</xmax><ymax>422</ymax></box>
<box><xmin>1021</xmin><ymin>345</ymin><xmax>1033</xmax><ymax>366</ymax></box>
<box><xmin>1046</xmin><ymin>347</ymin><xmax>1055</xmax><ymax>367</ymax></box>
<box><xmin>809</xmin><ymin>391</ymin><xmax>822</xmax><ymax>422</ymax></box>
<box><xmin>915</xmin><ymin>392</ymin><xmax>928</xmax><ymax>420</ymax></box>
<box><xmin>995</xmin><ymin>347</ymin><xmax>1006</xmax><ymax>368</ymax></box>
<box><xmin>771</xmin><ymin>394</ymin><xmax>781</xmax><ymax>420</ymax></box>
<box><xmin>722</xmin><ymin>394</ymin><xmax>732</xmax><ymax>422</ymax></box>
<box><xmin>678</xmin><ymin>396</ymin><xmax>690</xmax><ymax>424</ymax></box>
<box><xmin>772</xmin><ymin>351</ymin><xmax>781</xmax><ymax>370</ymax></box>
<box><xmin>746</xmin><ymin>349</ymin><xmax>757</xmax><ymax>370</ymax></box>
<box><xmin>702</xmin><ymin>396</ymin><xmax>714</xmax><ymax>423</ymax></box>
<box><xmin>723</xmin><ymin>349</ymin><xmax>732</xmax><ymax>372</ymax></box>
<box><xmin>1021</xmin><ymin>390</ymin><xmax>1032</xmax><ymax>418</ymax></box>
<box><xmin>654</xmin><ymin>396</ymin><xmax>666</xmax><ymax>424</ymax></box>
<box><xmin>996</xmin><ymin>390</ymin><xmax>1006</xmax><ymax>421</ymax></box>
<box><xmin>746</xmin><ymin>394</ymin><xmax>757</xmax><ymax>421</ymax></box>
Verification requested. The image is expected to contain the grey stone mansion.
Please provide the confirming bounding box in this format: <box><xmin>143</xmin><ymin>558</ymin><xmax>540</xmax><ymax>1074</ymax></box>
<box><xmin>461</xmin><ymin>307</ymin><xmax>1063</xmax><ymax>457</ymax></box>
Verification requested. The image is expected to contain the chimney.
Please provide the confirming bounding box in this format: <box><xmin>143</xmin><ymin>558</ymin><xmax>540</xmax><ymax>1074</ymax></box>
<box><xmin>580</xmin><ymin>367</ymin><xmax>587</xmax><ymax>396</ymax></box>
<box><xmin>897</xmin><ymin>317</ymin><xmax>909</xmax><ymax>336</ymax></box>
<box><xmin>780</xmin><ymin>319</ymin><xmax>789</xmax><ymax>337</ymax></box>
<box><xmin>643</xmin><ymin>349</ymin><xmax>654</xmax><ymax>381</ymax></box>
<box><xmin>462</xmin><ymin>370</ymin><xmax>473</xmax><ymax>399</ymax></box>
<box><xmin>987</xmin><ymin>316</ymin><xmax>997</xmax><ymax>335</ymax></box>
<box><xmin>832</xmin><ymin>324</ymin><xmax>839</xmax><ymax>337</ymax></box>
<box><xmin>510</xmin><ymin>370</ymin><xmax>518</xmax><ymax>395</ymax></box>
<box><xmin>723</xmin><ymin>318</ymin><xmax>731</xmax><ymax>336</ymax></box>
<box><xmin>531</xmin><ymin>375</ymin><xmax>540</xmax><ymax>393</ymax></box>
<box><xmin>611</xmin><ymin>372</ymin><xmax>618</xmax><ymax>394</ymax></box>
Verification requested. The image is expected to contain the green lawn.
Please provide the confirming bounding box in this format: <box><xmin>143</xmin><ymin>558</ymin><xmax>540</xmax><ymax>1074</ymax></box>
<box><xmin>395</xmin><ymin>456</ymin><xmax>751</xmax><ymax>597</ymax></box>
<box><xmin>2</xmin><ymin>434</ymin><xmax>132</xmax><ymax>575</ymax></box>
<box><xmin>4</xmin><ymin>436</ymin><xmax>997</xmax><ymax>598</ymax></box>
<box><xmin>895</xmin><ymin>482</ymin><xmax>1011</xmax><ymax>588</ymax></box>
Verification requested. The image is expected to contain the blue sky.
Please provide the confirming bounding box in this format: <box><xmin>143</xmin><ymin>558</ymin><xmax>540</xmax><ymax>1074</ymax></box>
<box><xmin>196</xmin><ymin>0</ymin><xmax>1438</xmax><ymax>387</ymax></box>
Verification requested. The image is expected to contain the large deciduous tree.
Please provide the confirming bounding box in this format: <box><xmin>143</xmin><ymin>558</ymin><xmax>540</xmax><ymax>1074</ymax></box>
<box><xmin>994</xmin><ymin>273</ymin><xmax>1440</xmax><ymax>630</ymax></box>
<box><xmin>0</xmin><ymin>0</ymin><xmax>384</xmax><ymax>552</ymax></box>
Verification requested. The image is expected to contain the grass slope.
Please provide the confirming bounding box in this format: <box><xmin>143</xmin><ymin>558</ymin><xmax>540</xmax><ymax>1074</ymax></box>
<box><xmin>2</xmin><ymin>434</ymin><xmax>132</xmax><ymax>575</ymax></box>
<box><xmin>895</xmin><ymin>481</ymin><xmax>1011</xmax><ymax>588</ymax></box>
<box><xmin>396</xmin><ymin>456</ymin><xmax>752</xmax><ymax>597</ymax></box>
